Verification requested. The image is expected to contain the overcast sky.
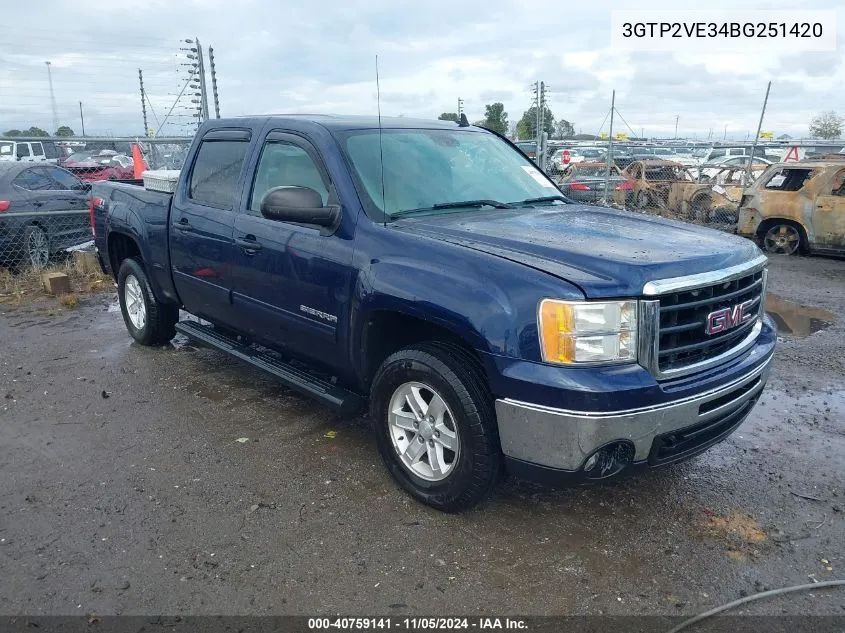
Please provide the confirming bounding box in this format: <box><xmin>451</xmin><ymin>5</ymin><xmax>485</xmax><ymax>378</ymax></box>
<box><xmin>1</xmin><ymin>0</ymin><xmax>842</xmax><ymax>139</ymax></box>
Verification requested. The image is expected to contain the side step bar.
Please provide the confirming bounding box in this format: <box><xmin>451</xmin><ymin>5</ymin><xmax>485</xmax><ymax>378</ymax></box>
<box><xmin>175</xmin><ymin>321</ymin><xmax>363</xmax><ymax>414</ymax></box>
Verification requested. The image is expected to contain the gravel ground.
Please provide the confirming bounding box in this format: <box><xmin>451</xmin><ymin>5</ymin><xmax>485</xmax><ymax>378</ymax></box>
<box><xmin>0</xmin><ymin>254</ymin><xmax>843</xmax><ymax>618</ymax></box>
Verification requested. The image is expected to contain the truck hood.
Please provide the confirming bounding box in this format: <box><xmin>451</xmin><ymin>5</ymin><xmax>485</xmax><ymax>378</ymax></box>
<box><xmin>394</xmin><ymin>204</ymin><xmax>762</xmax><ymax>297</ymax></box>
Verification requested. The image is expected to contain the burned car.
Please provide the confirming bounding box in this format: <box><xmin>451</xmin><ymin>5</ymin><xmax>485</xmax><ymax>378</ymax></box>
<box><xmin>556</xmin><ymin>162</ymin><xmax>632</xmax><ymax>203</ymax></box>
<box><xmin>737</xmin><ymin>158</ymin><xmax>845</xmax><ymax>256</ymax></box>
<box><xmin>622</xmin><ymin>160</ymin><xmax>696</xmax><ymax>210</ymax></box>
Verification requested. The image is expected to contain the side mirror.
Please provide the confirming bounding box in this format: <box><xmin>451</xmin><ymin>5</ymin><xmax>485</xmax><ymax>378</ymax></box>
<box><xmin>260</xmin><ymin>186</ymin><xmax>339</xmax><ymax>228</ymax></box>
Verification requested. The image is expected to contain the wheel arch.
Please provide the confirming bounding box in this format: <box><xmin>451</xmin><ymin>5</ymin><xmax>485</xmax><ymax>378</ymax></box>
<box><xmin>359</xmin><ymin>309</ymin><xmax>487</xmax><ymax>392</ymax></box>
<box><xmin>106</xmin><ymin>231</ymin><xmax>143</xmax><ymax>280</ymax></box>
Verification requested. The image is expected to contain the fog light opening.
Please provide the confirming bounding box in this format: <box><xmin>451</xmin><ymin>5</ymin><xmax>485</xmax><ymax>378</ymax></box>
<box><xmin>582</xmin><ymin>441</ymin><xmax>635</xmax><ymax>479</ymax></box>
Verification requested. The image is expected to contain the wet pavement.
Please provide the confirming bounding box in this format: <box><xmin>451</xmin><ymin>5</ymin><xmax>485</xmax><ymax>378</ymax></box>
<box><xmin>0</xmin><ymin>254</ymin><xmax>844</xmax><ymax>617</ymax></box>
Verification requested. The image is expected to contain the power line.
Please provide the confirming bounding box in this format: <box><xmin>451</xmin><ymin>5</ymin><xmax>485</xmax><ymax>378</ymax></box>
<box><xmin>613</xmin><ymin>107</ymin><xmax>640</xmax><ymax>139</ymax></box>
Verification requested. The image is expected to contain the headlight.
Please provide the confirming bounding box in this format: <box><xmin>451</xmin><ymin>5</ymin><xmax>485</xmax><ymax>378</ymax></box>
<box><xmin>538</xmin><ymin>299</ymin><xmax>638</xmax><ymax>365</ymax></box>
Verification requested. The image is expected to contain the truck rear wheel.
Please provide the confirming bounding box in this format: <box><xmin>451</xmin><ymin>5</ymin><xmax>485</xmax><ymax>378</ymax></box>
<box><xmin>117</xmin><ymin>258</ymin><xmax>178</xmax><ymax>346</ymax></box>
<box><xmin>370</xmin><ymin>342</ymin><xmax>501</xmax><ymax>512</ymax></box>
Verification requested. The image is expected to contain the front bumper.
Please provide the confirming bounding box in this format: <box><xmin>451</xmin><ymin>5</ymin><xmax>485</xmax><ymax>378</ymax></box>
<box><xmin>495</xmin><ymin>348</ymin><xmax>772</xmax><ymax>478</ymax></box>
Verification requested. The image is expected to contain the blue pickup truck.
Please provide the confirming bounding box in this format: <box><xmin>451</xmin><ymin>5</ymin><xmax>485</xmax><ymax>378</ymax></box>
<box><xmin>92</xmin><ymin>115</ymin><xmax>776</xmax><ymax>512</ymax></box>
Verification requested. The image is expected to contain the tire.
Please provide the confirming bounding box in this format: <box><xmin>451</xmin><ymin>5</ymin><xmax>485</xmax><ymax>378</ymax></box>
<box><xmin>117</xmin><ymin>258</ymin><xmax>178</xmax><ymax>346</ymax></box>
<box><xmin>23</xmin><ymin>224</ymin><xmax>50</xmax><ymax>269</ymax></box>
<box><xmin>690</xmin><ymin>194</ymin><xmax>712</xmax><ymax>223</ymax></box>
<box><xmin>635</xmin><ymin>190</ymin><xmax>650</xmax><ymax>209</ymax></box>
<box><xmin>370</xmin><ymin>342</ymin><xmax>501</xmax><ymax>512</ymax></box>
<box><xmin>762</xmin><ymin>222</ymin><xmax>803</xmax><ymax>256</ymax></box>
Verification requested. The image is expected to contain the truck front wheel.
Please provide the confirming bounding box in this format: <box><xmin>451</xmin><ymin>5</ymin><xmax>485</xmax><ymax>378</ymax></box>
<box><xmin>370</xmin><ymin>342</ymin><xmax>501</xmax><ymax>512</ymax></box>
<box><xmin>117</xmin><ymin>258</ymin><xmax>178</xmax><ymax>346</ymax></box>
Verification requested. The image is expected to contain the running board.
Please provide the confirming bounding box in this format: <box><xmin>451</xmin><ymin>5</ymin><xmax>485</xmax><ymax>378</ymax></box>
<box><xmin>175</xmin><ymin>321</ymin><xmax>363</xmax><ymax>414</ymax></box>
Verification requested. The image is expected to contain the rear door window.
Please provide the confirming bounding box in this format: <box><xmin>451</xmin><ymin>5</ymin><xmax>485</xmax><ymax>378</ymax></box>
<box><xmin>13</xmin><ymin>168</ymin><xmax>55</xmax><ymax>191</ymax></box>
<box><xmin>188</xmin><ymin>139</ymin><xmax>250</xmax><ymax>209</ymax></box>
<box><xmin>47</xmin><ymin>167</ymin><xmax>84</xmax><ymax>190</ymax></box>
<box><xmin>43</xmin><ymin>142</ymin><xmax>59</xmax><ymax>160</ymax></box>
<box><xmin>763</xmin><ymin>168</ymin><xmax>815</xmax><ymax>191</ymax></box>
<box><xmin>830</xmin><ymin>169</ymin><xmax>845</xmax><ymax>196</ymax></box>
<box><xmin>31</xmin><ymin>142</ymin><xmax>45</xmax><ymax>158</ymax></box>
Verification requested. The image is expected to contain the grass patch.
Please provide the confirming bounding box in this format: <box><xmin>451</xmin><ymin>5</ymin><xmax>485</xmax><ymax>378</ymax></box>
<box><xmin>58</xmin><ymin>294</ymin><xmax>80</xmax><ymax>309</ymax></box>
<box><xmin>0</xmin><ymin>255</ymin><xmax>112</xmax><ymax>307</ymax></box>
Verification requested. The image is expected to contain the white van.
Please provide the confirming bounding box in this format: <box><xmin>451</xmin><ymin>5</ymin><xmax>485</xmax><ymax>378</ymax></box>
<box><xmin>0</xmin><ymin>140</ymin><xmax>54</xmax><ymax>163</ymax></box>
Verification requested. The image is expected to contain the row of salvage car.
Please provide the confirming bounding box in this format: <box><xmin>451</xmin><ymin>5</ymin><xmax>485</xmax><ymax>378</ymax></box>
<box><xmin>554</xmin><ymin>156</ymin><xmax>845</xmax><ymax>256</ymax></box>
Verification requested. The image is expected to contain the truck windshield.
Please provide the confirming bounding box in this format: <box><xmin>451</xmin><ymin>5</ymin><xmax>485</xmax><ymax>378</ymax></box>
<box><xmin>341</xmin><ymin>128</ymin><xmax>561</xmax><ymax>218</ymax></box>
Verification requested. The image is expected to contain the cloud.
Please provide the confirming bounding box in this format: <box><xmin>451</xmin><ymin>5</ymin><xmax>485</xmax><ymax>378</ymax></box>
<box><xmin>0</xmin><ymin>0</ymin><xmax>843</xmax><ymax>138</ymax></box>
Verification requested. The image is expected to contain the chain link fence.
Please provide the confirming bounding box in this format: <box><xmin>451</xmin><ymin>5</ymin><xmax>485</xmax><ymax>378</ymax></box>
<box><xmin>538</xmin><ymin>149</ymin><xmax>776</xmax><ymax>231</ymax></box>
<box><xmin>0</xmin><ymin>137</ymin><xmax>191</xmax><ymax>274</ymax></box>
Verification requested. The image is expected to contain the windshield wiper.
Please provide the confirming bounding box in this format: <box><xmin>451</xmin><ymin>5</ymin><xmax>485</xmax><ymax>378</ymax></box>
<box><xmin>390</xmin><ymin>199</ymin><xmax>514</xmax><ymax>218</ymax></box>
<box><xmin>514</xmin><ymin>195</ymin><xmax>572</xmax><ymax>206</ymax></box>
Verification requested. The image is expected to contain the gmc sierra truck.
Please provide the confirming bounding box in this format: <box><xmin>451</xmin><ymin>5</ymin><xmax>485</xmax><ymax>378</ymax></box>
<box><xmin>91</xmin><ymin>116</ymin><xmax>776</xmax><ymax>512</ymax></box>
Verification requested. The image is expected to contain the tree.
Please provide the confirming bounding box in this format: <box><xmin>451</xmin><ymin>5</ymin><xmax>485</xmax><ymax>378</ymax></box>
<box><xmin>553</xmin><ymin>119</ymin><xmax>575</xmax><ymax>139</ymax></box>
<box><xmin>438</xmin><ymin>112</ymin><xmax>459</xmax><ymax>122</ymax></box>
<box><xmin>516</xmin><ymin>106</ymin><xmax>555</xmax><ymax>140</ymax></box>
<box><xmin>477</xmin><ymin>102</ymin><xmax>507</xmax><ymax>135</ymax></box>
<box><xmin>55</xmin><ymin>126</ymin><xmax>75</xmax><ymax>137</ymax></box>
<box><xmin>3</xmin><ymin>127</ymin><xmax>48</xmax><ymax>137</ymax></box>
<box><xmin>809</xmin><ymin>111</ymin><xmax>843</xmax><ymax>140</ymax></box>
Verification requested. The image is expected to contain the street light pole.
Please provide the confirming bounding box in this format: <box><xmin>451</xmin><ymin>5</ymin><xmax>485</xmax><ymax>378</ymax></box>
<box><xmin>45</xmin><ymin>61</ymin><xmax>59</xmax><ymax>134</ymax></box>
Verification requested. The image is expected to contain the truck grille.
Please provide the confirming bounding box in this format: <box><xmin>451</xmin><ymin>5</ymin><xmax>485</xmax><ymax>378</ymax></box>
<box><xmin>657</xmin><ymin>270</ymin><xmax>763</xmax><ymax>372</ymax></box>
<box><xmin>639</xmin><ymin>256</ymin><xmax>769</xmax><ymax>379</ymax></box>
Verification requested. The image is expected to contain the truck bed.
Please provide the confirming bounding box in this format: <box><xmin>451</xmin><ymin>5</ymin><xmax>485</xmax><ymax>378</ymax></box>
<box><xmin>91</xmin><ymin>180</ymin><xmax>175</xmax><ymax>298</ymax></box>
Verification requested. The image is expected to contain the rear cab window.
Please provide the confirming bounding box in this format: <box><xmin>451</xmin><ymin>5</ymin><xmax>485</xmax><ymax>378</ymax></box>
<box><xmin>188</xmin><ymin>132</ymin><xmax>250</xmax><ymax>209</ymax></box>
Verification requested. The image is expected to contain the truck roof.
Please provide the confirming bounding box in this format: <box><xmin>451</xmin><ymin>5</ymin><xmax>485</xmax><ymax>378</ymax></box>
<box><xmin>223</xmin><ymin>114</ymin><xmax>469</xmax><ymax>132</ymax></box>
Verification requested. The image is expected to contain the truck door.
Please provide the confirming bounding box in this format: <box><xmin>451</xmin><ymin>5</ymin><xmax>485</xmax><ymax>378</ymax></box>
<box><xmin>813</xmin><ymin>168</ymin><xmax>845</xmax><ymax>251</ymax></box>
<box><xmin>169</xmin><ymin>129</ymin><xmax>251</xmax><ymax>326</ymax></box>
<box><xmin>230</xmin><ymin>131</ymin><xmax>355</xmax><ymax>369</ymax></box>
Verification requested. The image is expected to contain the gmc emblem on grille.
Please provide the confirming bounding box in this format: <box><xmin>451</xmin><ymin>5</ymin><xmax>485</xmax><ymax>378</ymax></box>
<box><xmin>705</xmin><ymin>300</ymin><xmax>755</xmax><ymax>335</ymax></box>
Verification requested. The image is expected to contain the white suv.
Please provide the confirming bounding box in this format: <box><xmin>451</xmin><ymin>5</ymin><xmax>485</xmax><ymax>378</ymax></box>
<box><xmin>0</xmin><ymin>140</ymin><xmax>56</xmax><ymax>163</ymax></box>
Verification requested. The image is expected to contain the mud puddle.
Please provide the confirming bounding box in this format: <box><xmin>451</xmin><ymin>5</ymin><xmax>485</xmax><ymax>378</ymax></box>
<box><xmin>765</xmin><ymin>294</ymin><xmax>835</xmax><ymax>336</ymax></box>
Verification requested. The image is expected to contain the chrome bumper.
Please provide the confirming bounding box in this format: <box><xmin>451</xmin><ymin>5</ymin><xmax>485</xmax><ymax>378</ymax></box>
<box><xmin>495</xmin><ymin>355</ymin><xmax>772</xmax><ymax>471</ymax></box>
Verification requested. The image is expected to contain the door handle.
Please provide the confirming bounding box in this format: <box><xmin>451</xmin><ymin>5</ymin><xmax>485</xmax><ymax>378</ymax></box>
<box><xmin>174</xmin><ymin>217</ymin><xmax>192</xmax><ymax>231</ymax></box>
<box><xmin>235</xmin><ymin>237</ymin><xmax>263</xmax><ymax>252</ymax></box>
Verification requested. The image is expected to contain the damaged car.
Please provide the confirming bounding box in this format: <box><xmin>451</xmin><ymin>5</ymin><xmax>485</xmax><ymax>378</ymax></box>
<box><xmin>737</xmin><ymin>158</ymin><xmax>845</xmax><ymax>255</ymax></box>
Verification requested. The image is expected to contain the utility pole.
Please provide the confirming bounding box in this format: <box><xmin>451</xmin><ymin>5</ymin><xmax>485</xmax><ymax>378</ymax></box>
<box><xmin>457</xmin><ymin>97</ymin><xmax>464</xmax><ymax>117</ymax></box>
<box><xmin>195</xmin><ymin>37</ymin><xmax>210</xmax><ymax>122</ymax></box>
<box><xmin>747</xmin><ymin>81</ymin><xmax>772</xmax><ymax>180</ymax></box>
<box><xmin>208</xmin><ymin>46</ymin><xmax>221</xmax><ymax>118</ymax></box>
<box><xmin>532</xmin><ymin>81</ymin><xmax>547</xmax><ymax>166</ymax></box>
<box><xmin>139</xmin><ymin>69</ymin><xmax>149</xmax><ymax>136</ymax></box>
<box><xmin>603</xmin><ymin>90</ymin><xmax>616</xmax><ymax>204</ymax></box>
<box><xmin>674</xmin><ymin>114</ymin><xmax>679</xmax><ymax>139</ymax></box>
<box><xmin>45</xmin><ymin>61</ymin><xmax>59</xmax><ymax>134</ymax></box>
<box><xmin>78</xmin><ymin>101</ymin><xmax>86</xmax><ymax>136</ymax></box>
